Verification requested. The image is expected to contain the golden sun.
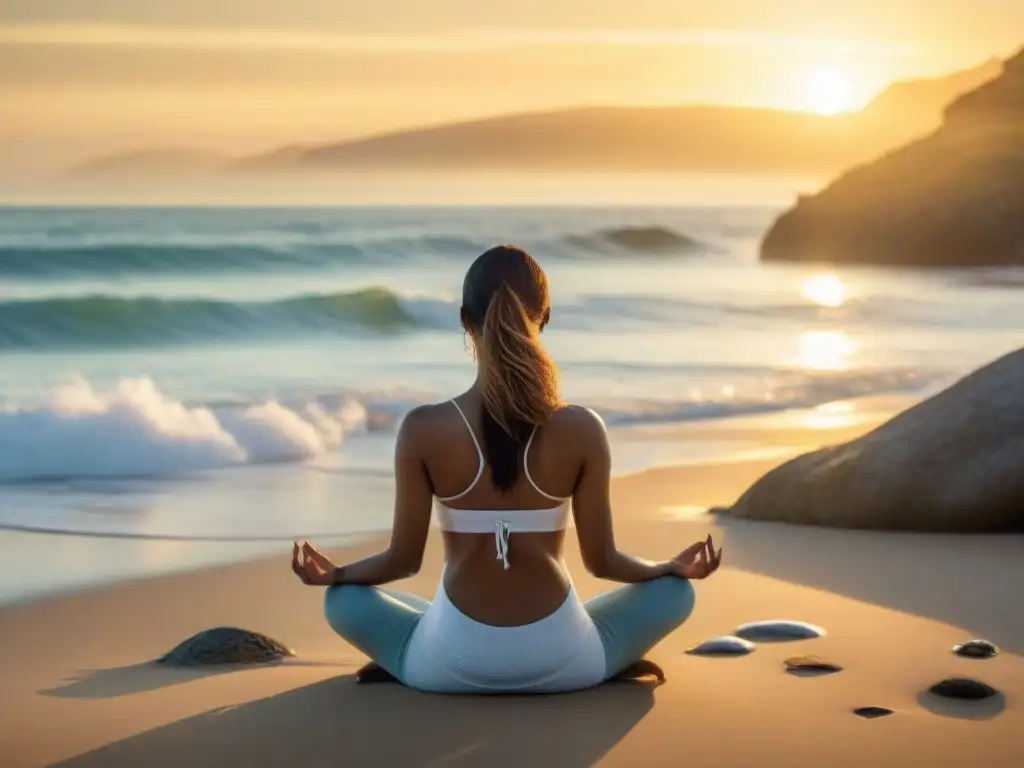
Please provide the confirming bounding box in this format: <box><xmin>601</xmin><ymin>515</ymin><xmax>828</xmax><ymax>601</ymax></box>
<box><xmin>806</xmin><ymin>67</ymin><xmax>854</xmax><ymax>116</ymax></box>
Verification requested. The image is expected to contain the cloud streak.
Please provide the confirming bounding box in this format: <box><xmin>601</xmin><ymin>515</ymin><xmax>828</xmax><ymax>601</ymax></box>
<box><xmin>0</xmin><ymin>23</ymin><xmax>919</xmax><ymax>55</ymax></box>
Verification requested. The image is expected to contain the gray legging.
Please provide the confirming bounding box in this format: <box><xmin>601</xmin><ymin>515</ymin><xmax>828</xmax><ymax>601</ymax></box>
<box><xmin>324</xmin><ymin>575</ymin><xmax>695</xmax><ymax>687</ymax></box>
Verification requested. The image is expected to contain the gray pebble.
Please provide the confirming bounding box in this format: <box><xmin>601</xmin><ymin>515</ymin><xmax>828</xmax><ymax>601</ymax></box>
<box><xmin>953</xmin><ymin>639</ymin><xmax>999</xmax><ymax>659</ymax></box>
<box><xmin>928</xmin><ymin>678</ymin><xmax>998</xmax><ymax>700</ymax></box>
<box><xmin>685</xmin><ymin>636</ymin><xmax>756</xmax><ymax>656</ymax></box>
<box><xmin>735</xmin><ymin>620</ymin><xmax>825</xmax><ymax>642</ymax></box>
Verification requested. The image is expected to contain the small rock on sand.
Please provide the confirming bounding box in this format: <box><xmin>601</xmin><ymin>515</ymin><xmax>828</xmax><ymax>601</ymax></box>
<box><xmin>685</xmin><ymin>636</ymin><xmax>756</xmax><ymax>656</ymax></box>
<box><xmin>783</xmin><ymin>655</ymin><xmax>843</xmax><ymax>675</ymax></box>
<box><xmin>853</xmin><ymin>707</ymin><xmax>894</xmax><ymax>719</ymax></box>
<box><xmin>735</xmin><ymin>620</ymin><xmax>825</xmax><ymax>642</ymax></box>
<box><xmin>928</xmin><ymin>678</ymin><xmax>998</xmax><ymax>700</ymax></box>
<box><xmin>953</xmin><ymin>639</ymin><xmax>1000</xmax><ymax>659</ymax></box>
<box><xmin>158</xmin><ymin>627</ymin><xmax>295</xmax><ymax>666</ymax></box>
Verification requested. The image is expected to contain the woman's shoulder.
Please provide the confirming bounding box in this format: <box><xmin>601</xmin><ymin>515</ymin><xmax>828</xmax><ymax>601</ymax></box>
<box><xmin>546</xmin><ymin>403</ymin><xmax>607</xmax><ymax>436</ymax></box>
<box><xmin>398</xmin><ymin>401</ymin><xmax>457</xmax><ymax>431</ymax></box>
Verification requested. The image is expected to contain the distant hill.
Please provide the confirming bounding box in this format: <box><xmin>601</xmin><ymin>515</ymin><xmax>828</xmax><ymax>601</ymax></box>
<box><xmin>69</xmin><ymin>148</ymin><xmax>229</xmax><ymax>179</ymax></box>
<box><xmin>234</xmin><ymin>105</ymin><xmax>862</xmax><ymax>174</ymax></box>
<box><xmin>69</xmin><ymin>58</ymin><xmax>1003</xmax><ymax>179</ymax></box>
<box><xmin>231</xmin><ymin>57</ymin><xmax>1001</xmax><ymax>176</ymax></box>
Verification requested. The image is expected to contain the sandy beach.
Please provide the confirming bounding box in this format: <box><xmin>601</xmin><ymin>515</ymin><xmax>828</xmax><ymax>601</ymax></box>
<box><xmin>2</xmin><ymin>402</ymin><xmax>1022</xmax><ymax>768</ymax></box>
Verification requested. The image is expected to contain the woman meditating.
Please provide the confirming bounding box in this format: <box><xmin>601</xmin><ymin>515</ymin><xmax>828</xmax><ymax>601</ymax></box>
<box><xmin>291</xmin><ymin>245</ymin><xmax>722</xmax><ymax>693</ymax></box>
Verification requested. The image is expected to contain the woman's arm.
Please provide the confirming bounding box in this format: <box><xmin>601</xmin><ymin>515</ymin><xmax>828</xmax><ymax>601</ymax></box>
<box><xmin>570</xmin><ymin>408</ymin><xmax>674</xmax><ymax>583</ymax></box>
<box><xmin>329</xmin><ymin>407</ymin><xmax>434</xmax><ymax>586</ymax></box>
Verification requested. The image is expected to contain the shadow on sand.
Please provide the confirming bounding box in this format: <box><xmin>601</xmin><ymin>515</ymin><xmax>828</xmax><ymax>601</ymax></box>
<box><xmin>40</xmin><ymin>659</ymin><xmax>355</xmax><ymax>700</ymax></box>
<box><xmin>716</xmin><ymin>515</ymin><xmax>1024</xmax><ymax>655</ymax></box>
<box><xmin>52</xmin><ymin>676</ymin><xmax>656</xmax><ymax>768</ymax></box>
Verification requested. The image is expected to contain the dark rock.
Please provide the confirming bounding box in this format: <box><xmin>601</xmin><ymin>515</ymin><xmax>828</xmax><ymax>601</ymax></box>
<box><xmin>734</xmin><ymin>620</ymin><xmax>825</xmax><ymax>642</ymax></box>
<box><xmin>568</xmin><ymin>226</ymin><xmax>703</xmax><ymax>254</ymax></box>
<box><xmin>928</xmin><ymin>678</ymin><xmax>998</xmax><ymax>700</ymax></box>
<box><xmin>685</xmin><ymin>636</ymin><xmax>756</xmax><ymax>656</ymax></box>
<box><xmin>853</xmin><ymin>706</ymin><xmax>894</xmax><ymax>719</ymax></box>
<box><xmin>760</xmin><ymin>46</ymin><xmax>1024</xmax><ymax>267</ymax></box>
<box><xmin>158</xmin><ymin>627</ymin><xmax>295</xmax><ymax>666</ymax></box>
<box><xmin>784</xmin><ymin>655</ymin><xmax>843</xmax><ymax>675</ymax></box>
<box><xmin>725</xmin><ymin>347</ymin><xmax>1024</xmax><ymax>531</ymax></box>
<box><xmin>953</xmin><ymin>639</ymin><xmax>1000</xmax><ymax>659</ymax></box>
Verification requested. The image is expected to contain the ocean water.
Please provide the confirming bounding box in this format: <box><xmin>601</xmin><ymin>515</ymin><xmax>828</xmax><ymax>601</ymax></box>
<box><xmin>1</xmin><ymin>204</ymin><xmax>1022</xmax><ymax>603</ymax></box>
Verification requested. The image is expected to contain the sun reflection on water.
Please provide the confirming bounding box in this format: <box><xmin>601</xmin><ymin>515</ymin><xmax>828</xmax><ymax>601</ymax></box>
<box><xmin>801</xmin><ymin>273</ymin><xmax>846</xmax><ymax>308</ymax></box>
<box><xmin>799</xmin><ymin>330</ymin><xmax>857</xmax><ymax>371</ymax></box>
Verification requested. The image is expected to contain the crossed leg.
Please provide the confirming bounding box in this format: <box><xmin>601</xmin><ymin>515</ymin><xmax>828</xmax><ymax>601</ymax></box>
<box><xmin>324</xmin><ymin>575</ymin><xmax>696</xmax><ymax>688</ymax></box>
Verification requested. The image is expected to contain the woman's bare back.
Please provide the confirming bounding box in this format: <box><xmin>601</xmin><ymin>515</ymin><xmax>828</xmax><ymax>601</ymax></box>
<box><xmin>421</xmin><ymin>395</ymin><xmax>588</xmax><ymax>626</ymax></box>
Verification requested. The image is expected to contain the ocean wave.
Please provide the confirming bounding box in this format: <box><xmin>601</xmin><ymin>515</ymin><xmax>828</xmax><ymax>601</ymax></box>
<box><xmin>0</xmin><ymin>225</ymin><xmax>718</xmax><ymax>279</ymax></box>
<box><xmin>0</xmin><ymin>235</ymin><xmax>487</xmax><ymax>279</ymax></box>
<box><xmin>953</xmin><ymin>269</ymin><xmax>1024</xmax><ymax>290</ymax></box>
<box><xmin>0</xmin><ymin>369</ymin><xmax>940</xmax><ymax>483</ymax></box>
<box><xmin>0</xmin><ymin>243</ymin><xmax>355</xmax><ymax>278</ymax></box>
<box><xmin>564</xmin><ymin>292</ymin><xmax>998</xmax><ymax>330</ymax></box>
<box><xmin>0</xmin><ymin>284</ymin><xmax>970</xmax><ymax>350</ymax></box>
<box><xmin>0</xmin><ymin>288</ymin><xmax>454</xmax><ymax>349</ymax></box>
<box><xmin>0</xmin><ymin>377</ymin><xmax>368</xmax><ymax>482</ymax></box>
<box><xmin>563</xmin><ymin>226</ymin><xmax>705</xmax><ymax>255</ymax></box>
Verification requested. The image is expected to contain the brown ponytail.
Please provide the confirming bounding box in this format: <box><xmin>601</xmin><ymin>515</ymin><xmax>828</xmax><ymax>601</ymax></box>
<box><xmin>462</xmin><ymin>246</ymin><xmax>560</xmax><ymax>492</ymax></box>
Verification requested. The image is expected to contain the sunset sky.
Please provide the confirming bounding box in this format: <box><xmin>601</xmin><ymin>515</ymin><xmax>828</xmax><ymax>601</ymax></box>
<box><xmin>3</xmin><ymin>0</ymin><xmax>1022</xmax><ymax>172</ymax></box>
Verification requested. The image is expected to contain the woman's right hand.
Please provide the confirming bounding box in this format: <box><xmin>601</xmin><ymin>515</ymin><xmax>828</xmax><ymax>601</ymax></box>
<box><xmin>670</xmin><ymin>535</ymin><xmax>722</xmax><ymax>579</ymax></box>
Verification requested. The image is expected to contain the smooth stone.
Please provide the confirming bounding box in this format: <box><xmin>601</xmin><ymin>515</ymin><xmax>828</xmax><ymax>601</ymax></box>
<box><xmin>853</xmin><ymin>707</ymin><xmax>895</xmax><ymax>719</ymax></box>
<box><xmin>724</xmin><ymin>347</ymin><xmax>1024</xmax><ymax>532</ymax></box>
<box><xmin>685</xmin><ymin>636</ymin><xmax>756</xmax><ymax>656</ymax></box>
<box><xmin>158</xmin><ymin>627</ymin><xmax>295</xmax><ymax>666</ymax></box>
<box><xmin>784</xmin><ymin>655</ymin><xmax>843</xmax><ymax>675</ymax></box>
<box><xmin>928</xmin><ymin>678</ymin><xmax>998</xmax><ymax>700</ymax></box>
<box><xmin>953</xmin><ymin>639</ymin><xmax>1000</xmax><ymax>659</ymax></box>
<box><xmin>734</xmin><ymin>620</ymin><xmax>825</xmax><ymax>642</ymax></box>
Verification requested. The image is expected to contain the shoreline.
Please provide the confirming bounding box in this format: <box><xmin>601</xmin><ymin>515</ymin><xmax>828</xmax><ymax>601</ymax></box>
<box><xmin>0</xmin><ymin>393</ymin><xmax>916</xmax><ymax>609</ymax></box>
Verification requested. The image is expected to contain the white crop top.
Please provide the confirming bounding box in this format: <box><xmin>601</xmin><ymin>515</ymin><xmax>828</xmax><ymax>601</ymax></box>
<box><xmin>434</xmin><ymin>400</ymin><xmax>570</xmax><ymax>570</ymax></box>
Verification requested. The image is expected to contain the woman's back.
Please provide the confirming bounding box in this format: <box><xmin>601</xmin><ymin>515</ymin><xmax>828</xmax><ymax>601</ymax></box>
<box><xmin>421</xmin><ymin>394</ymin><xmax>589</xmax><ymax>626</ymax></box>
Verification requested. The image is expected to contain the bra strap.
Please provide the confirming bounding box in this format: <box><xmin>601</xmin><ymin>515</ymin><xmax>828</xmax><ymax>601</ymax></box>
<box><xmin>439</xmin><ymin>399</ymin><xmax>484</xmax><ymax>501</ymax></box>
<box><xmin>523</xmin><ymin>426</ymin><xmax>566</xmax><ymax>502</ymax></box>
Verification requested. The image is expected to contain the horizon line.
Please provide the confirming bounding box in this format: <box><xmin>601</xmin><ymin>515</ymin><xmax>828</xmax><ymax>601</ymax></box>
<box><xmin>0</xmin><ymin>22</ymin><xmax>922</xmax><ymax>55</ymax></box>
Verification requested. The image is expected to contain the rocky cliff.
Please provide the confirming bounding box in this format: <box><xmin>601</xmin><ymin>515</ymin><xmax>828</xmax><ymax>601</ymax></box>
<box><xmin>760</xmin><ymin>47</ymin><xmax>1024</xmax><ymax>267</ymax></box>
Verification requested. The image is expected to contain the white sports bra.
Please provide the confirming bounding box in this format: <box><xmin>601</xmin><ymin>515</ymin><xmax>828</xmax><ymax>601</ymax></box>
<box><xmin>434</xmin><ymin>400</ymin><xmax>570</xmax><ymax>570</ymax></box>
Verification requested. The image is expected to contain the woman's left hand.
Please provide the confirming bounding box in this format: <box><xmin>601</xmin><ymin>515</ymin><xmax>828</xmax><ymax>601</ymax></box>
<box><xmin>291</xmin><ymin>541</ymin><xmax>338</xmax><ymax>586</ymax></box>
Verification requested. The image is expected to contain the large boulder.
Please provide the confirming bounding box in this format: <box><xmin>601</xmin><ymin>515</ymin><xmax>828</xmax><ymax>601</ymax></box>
<box><xmin>725</xmin><ymin>348</ymin><xmax>1024</xmax><ymax>531</ymax></box>
<box><xmin>760</xmin><ymin>47</ymin><xmax>1024</xmax><ymax>267</ymax></box>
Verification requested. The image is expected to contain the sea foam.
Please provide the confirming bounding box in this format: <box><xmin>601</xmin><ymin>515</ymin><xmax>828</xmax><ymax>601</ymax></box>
<box><xmin>0</xmin><ymin>378</ymin><xmax>365</xmax><ymax>481</ymax></box>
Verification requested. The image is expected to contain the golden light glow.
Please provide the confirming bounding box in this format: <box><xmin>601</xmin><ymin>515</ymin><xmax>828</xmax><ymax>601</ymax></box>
<box><xmin>798</xmin><ymin>331</ymin><xmax>857</xmax><ymax>371</ymax></box>
<box><xmin>806</xmin><ymin>400</ymin><xmax>856</xmax><ymax>429</ymax></box>
<box><xmin>800</xmin><ymin>273</ymin><xmax>846</xmax><ymax>307</ymax></box>
<box><xmin>805</xmin><ymin>66</ymin><xmax>855</xmax><ymax>116</ymax></box>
